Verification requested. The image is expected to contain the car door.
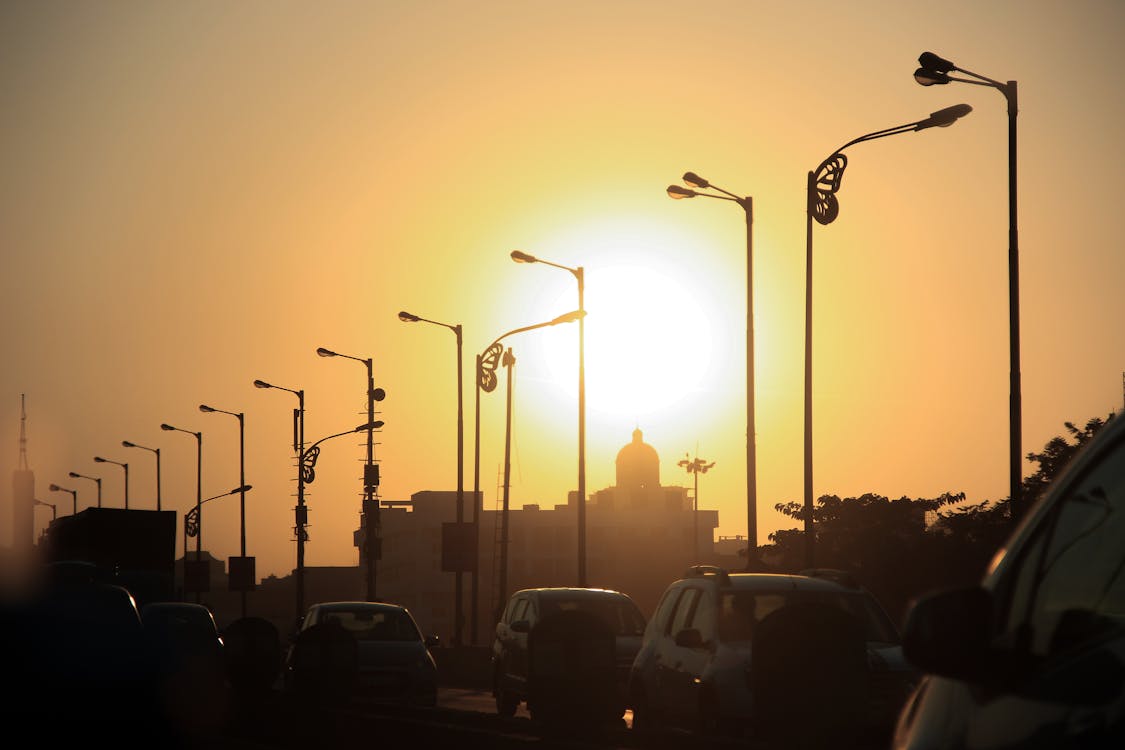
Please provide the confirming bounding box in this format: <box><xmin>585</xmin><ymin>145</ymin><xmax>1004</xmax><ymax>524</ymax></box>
<box><xmin>663</xmin><ymin>586</ymin><xmax>703</xmax><ymax>724</ymax></box>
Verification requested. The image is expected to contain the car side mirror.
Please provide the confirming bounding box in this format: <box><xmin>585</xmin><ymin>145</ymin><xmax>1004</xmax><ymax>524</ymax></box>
<box><xmin>510</xmin><ymin>619</ymin><xmax>531</xmax><ymax>634</ymax></box>
<box><xmin>902</xmin><ymin>585</ymin><xmax>994</xmax><ymax>682</ymax></box>
<box><xmin>674</xmin><ymin>628</ymin><xmax>707</xmax><ymax>650</ymax></box>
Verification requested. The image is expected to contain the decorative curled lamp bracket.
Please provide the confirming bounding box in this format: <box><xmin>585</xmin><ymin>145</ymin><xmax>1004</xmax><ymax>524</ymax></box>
<box><xmin>302</xmin><ymin>445</ymin><xmax>320</xmax><ymax>484</ymax></box>
<box><xmin>479</xmin><ymin>342</ymin><xmax>504</xmax><ymax>393</ymax></box>
<box><xmin>185</xmin><ymin>506</ymin><xmax>200</xmax><ymax>538</ymax></box>
<box><xmin>810</xmin><ymin>154</ymin><xmax>847</xmax><ymax>226</ymax></box>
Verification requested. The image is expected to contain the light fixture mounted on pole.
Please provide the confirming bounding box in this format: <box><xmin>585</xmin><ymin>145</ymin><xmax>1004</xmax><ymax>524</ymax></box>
<box><xmin>68</xmin><ymin>471</ymin><xmax>102</xmax><ymax>508</ymax></box>
<box><xmin>914</xmin><ymin>50</ymin><xmax>1022</xmax><ymax>525</ymax></box>
<box><xmin>122</xmin><ymin>440</ymin><xmax>161</xmax><ymax>510</ymax></box>
<box><xmin>678</xmin><ymin>453</ymin><xmax>715</xmax><ymax>563</ymax></box>
<box><xmin>200</xmin><ymin>403</ymin><xmax>251</xmax><ymax>616</ymax></box>
<box><xmin>161</xmin><ymin>422</ymin><xmax>203</xmax><ymax>602</ymax></box>
<box><xmin>803</xmin><ymin>103</ymin><xmax>972</xmax><ymax>568</ymax></box>
<box><xmin>49</xmin><ymin>483</ymin><xmax>77</xmax><ymax>515</ymax></box>
<box><xmin>93</xmin><ymin>456</ymin><xmax>129</xmax><ymax>510</ymax></box>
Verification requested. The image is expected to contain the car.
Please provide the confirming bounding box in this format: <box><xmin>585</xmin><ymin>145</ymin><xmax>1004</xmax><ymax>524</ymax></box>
<box><xmin>284</xmin><ymin>601</ymin><xmax>439</xmax><ymax>707</ymax></box>
<box><xmin>628</xmin><ymin>566</ymin><xmax>915</xmax><ymax>741</ymax></box>
<box><xmin>491</xmin><ymin>587</ymin><xmax>647</xmax><ymax>722</ymax></box>
<box><xmin>893</xmin><ymin>413</ymin><xmax>1125</xmax><ymax>749</ymax></box>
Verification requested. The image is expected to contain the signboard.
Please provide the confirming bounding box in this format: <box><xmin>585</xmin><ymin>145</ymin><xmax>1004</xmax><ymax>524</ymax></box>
<box><xmin>228</xmin><ymin>555</ymin><xmax>256</xmax><ymax>591</ymax></box>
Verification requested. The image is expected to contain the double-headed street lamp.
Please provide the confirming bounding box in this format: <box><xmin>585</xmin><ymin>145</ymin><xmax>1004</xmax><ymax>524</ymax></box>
<box><xmin>253</xmin><ymin>378</ymin><xmax>307</xmax><ymax>619</ymax></box>
<box><xmin>477</xmin><ymin>310</ymin><xmax>585</xmax><ymax>625</ymax></box>
<box><xmin>315</xmin><ymin>347</ymin><xmax>385</xmax><ymax>604</ymax></box>
<box><xmin>161</xmin><ymin>422</ymin><xmax>202</xmax><ymax>602</ymax></box>
<box><xmin>914</xmin><ymin>51</ymin><xmax>1022</xmax><ymax>523</ymax></box>
<box><xmin>93</xmin><ymin>456</ymin><xmax>129</xmax><ymax>509</ymax></box>
<box><xmin>49</xmin><ymin>483</ymin><xmax>77</xmax><ymax>515</ymax></box>
<box><xmin>199</xmin><ymin>403</ymin><xmax>248</xmax><ymax>617</ymax></box>
<box><xmin>678</xmin><ymin>454</ymin><xmax>716</xmax><ymax>563</ymax></box>
<box><xmin>122</xmin><ymin>440</ymin><xmax>162</xmax><ymax>510</ymax></box>
<box><xmin>397</xmin><ymin>312</ymin><xmax>466</xmax><ymax>645</ymax></box>
<box><xmin>803</xmin><ymin>103</ymin><xmax>972</xmax><ymax>568</ymax></box>
<box><xmin>68</xmin><ymin>471</ymin><xmax>102</xmax><ymax>508</ymax></box>
<box><xmin>666</xmin><ymin>176</ymin><xmax>758</xmax><ymax>564</ymax></box>
<box><xmin>509</xmin><ymin>251</ymin><xmax>588</xmax><ymax>587</ymax></box>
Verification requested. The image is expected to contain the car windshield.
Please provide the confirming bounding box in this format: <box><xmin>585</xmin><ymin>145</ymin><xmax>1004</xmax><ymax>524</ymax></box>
<box><xmin>539</xmin><ymin>596</ymin><xmax>646</xmax><ymax>636</ymax></box>
<box><xmin>717</xmin><ymin>590</ymin><xmax>900</xmax><ymax>645</ymax></box>
<box><xmin>321</xmin><ymin>608</ymin><xmax>421</xmax><ymax>642</ymax></box>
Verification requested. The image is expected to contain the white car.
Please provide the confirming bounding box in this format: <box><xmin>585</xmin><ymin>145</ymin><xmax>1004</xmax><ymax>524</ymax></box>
<box><xmin>629</xmin><ymin>566</ymin><xmax>915</xmax><ymax>740</ymax></box>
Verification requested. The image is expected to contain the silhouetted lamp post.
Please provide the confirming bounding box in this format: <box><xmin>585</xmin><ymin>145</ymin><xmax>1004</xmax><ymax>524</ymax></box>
<box><xmin>162</xmin><ymin>422</ymin><xmax>202</xmax><ymax>602</ymax></box>
<box><xmin>914</xmin><ymin>51</ymin><xmax>1022</xmax><ymax>524</ymax></box>
<box><xmin>254</xmin><ymin>378</ymin><xmax>307</xmax><ymax>619</ymax></box>
<box><xmin>49</xmin><ymin>483</ymin><xmax>77</xmax><ymax>515</ymax></box>
<box><xmin>34</xmin><ymin>498</ymin><xmax>57</xmax><ymax>524</ymax></box>
<box><xmin>68</xmin><ymin>471</ymin><xmax>102</xmax><ymax>508</ymax></box>
<box><xmin>478</xmin><ymin>310</ymin><xmax>585</xmax><ymax>623</ymax></box>
<box><xmin>397</xmin><ymin>311</ymin><xmax>466</xmax><ymax>645</ymax></box>
<box><xmin>122</xmin><ymin>440</ymin><xmax>162</xmax><ymax>510</ymax></box>
<box><xmin>315</xmin><ymin>347</ymin><xmax>385</xmax><ymax>603</ymax></box>
<box><xmin>93</xmin><ymin>456</ymin><xmax>129</xmax><ymax>509</ymax></box>
<box><xmin>199</xmin><ymin>403</ymin><xmax>248</xmax><ymax>617</ymax></box>
<box><xmin>678</xmin><ymin>454</ymin><xmax>715</xmax><ymax>562</ymax></box>
<box><xmin>804</xmin><ymin>103</ymin><xmax>972</xmax><ymax>568</ymax></box>
<box><xmin>185</xmin><ymin>484</ymin><xmax>253</xmax><ymax>595</ymax></box>
<box><xmin>666</xmin><ymin>175</ymin><xmax>758</xmax><ymax>565</ymax></box>
<box><xmin>509</xmin><ymin>251</ymin><xmax>588</xmax><ymax>587</ymax></box>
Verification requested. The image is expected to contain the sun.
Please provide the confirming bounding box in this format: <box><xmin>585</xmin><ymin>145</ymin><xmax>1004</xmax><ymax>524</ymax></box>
<box><xmin>534</xmin><ymin>263</ymin><xmax>715</xmax><ymax>419</ymax></box>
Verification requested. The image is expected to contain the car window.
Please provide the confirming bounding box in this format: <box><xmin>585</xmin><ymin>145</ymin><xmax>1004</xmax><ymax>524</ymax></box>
<box><xmin>538</xmin><ymin>595</ymin><xmax>646</xmax><ymax>636</ymax></box>
<box><xmin>648</xmin><ymin>588</ymin><xmax>680</xmax><ymax>639</ymax></box>
<box><xmin>1000</xmin><ymin>433</ymin><xmax>1125</xmax><ymax>657</ymax></box>
<box><xmin>716</xmin><ymin>590</ymin><xmax>898</xmax><ymax>644</ymax></box>
<box><xmin>669</xmin><ymin>588</ymin><xmax>701</xmax><ymax>635</ymax></box>
<box><xmin>321</xmin><ymin>609</ymin><xmax>421</xmax><ymax>642</ymax></box>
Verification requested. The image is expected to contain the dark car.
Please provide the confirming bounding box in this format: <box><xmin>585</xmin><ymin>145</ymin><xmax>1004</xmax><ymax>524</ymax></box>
<box><xmin>893</xmin><ymin>413</ymin><xmax>1125</xmax><ymax>749</ymax></box>
<box><xmin>492</xmin><ymin>587</ymin><xmax>647</xmax><ymax>722</ymax></box>
<box><xmin>284</xmin><ymin>601</ymin><xmax>439</xmax><ymax>707</ymax></box>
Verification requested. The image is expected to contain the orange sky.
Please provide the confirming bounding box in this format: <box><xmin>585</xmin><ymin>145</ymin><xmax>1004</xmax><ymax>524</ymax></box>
<box><xmin>3</xmin><ymin>1</ymin><xmax>1123</xmax><ymax>583</ymax></box>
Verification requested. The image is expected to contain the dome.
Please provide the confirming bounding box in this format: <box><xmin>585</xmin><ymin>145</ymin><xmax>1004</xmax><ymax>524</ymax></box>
<box><xmin>616</xmin><ymin>428</ymin><xmax>660</xmax><ymax>491</ymax></box>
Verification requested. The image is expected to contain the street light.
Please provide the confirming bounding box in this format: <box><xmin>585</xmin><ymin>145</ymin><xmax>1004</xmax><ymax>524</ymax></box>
<box><xmin>184</xmin><ymin>484</ymin><xmax>253</xmax><ymax>596</ymax></box>
<box><xmin>200</xmin><ymin>403</ymin><xmax>248</xmax><ymax>617</ymax></box>
<box><xmin>161</xmin><ymin>422</ymin><xmax>202</xmax><ymax>602</ymax></box>
<box><xmin>34</xmin><ymin>498</ymin><xmax>57</xmax><ymax>524</ymax></box>
<box><xmin>49</xmin><ymin>483</ymin><xmax>77</xmax><ymax>515</ymax></box>
<box><xmin>315</xmin><ymin>347</ymin><xmax>386</xmax><ymax>604</ymax></box>
<box><xmin>397</xmin><ymin>312</ymin><xmax>466</xmax><ymax>645</ymax></box>
<box><xmin>253</xmin><ymin>378</ymin><xmax>307</xmax><ymax>619</ymax></box>
<box><xmin>678</xmin><ymin>453</ymin><xmax>716</xmax><ymax>562</ymax></box>
<box><xmin>509</xmin><ymin>251</ymin><xmax>588</xmax><ymax>587</ymax></box>
<box><xmin>803</xmin><ymin>103</ymin><xmax>972</xmax><ymax>567</ymax></box>
<box><xmin>478</xmin><ymin>310</ymin><xmax>585</xmax><ymax>624</ymax></box>
<box><xmin>914</xmin><ymin>51</ymin><xmax>1022</xmax><ymax>524</ymax></box>
<box><xmin>665</xmin><ymin>175</ymin><xmax>759</xmax><ymax>566</ymax></box>
<box><xmin>93</xmin><ymin>456</ymin><xmax>129</xmax><ymax>509</ymax></box>
<box><xmin>122</xmin><ymin>440</ymin><xmax>162</xmax><ymax>510</ymax></box>
<box><xmin>68</xmin><ymin>471</ymin><xmax>102</xmax><ymax>508</ymax></box>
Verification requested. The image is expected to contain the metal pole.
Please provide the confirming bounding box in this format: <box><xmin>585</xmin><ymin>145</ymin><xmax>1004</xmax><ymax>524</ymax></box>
<box><xmin>195</xmin><ymin>432</ymin><xmax>202</xmax><ymax>605</ymax></box>
<box><xmin>296</xmin><ymin>391</ymin><xmax>306</xmax><ymax>619</ymax></box>
<box><xmin>454</xmin><ymin>326</ymin><xmax>464</xmax><ymax>646</ymax></box>
<box><xmin>693</xmin><ymin>469</ymin><xmax>699</xmax><ymax>562</ymax></box>
<box><xmin>124</xmin><ymin>463</ymin><xmax>130</xmax><ymax>510</ymax></box>
<box><xmin>365</xmin><ymin>361</ymin><xmax>378</xmax><ymax>603</ymax></box>
<box><xmin>498</xmin><ymin>348</ymin><xmax>514</xmax><ymax>618</ymax></box>
<box><xmin>1006</xmin><ymin>80</ymin><xmax>1022</xmax><ymax>524</ymax></box>
<box><xmin>577</xmin><ymin>268</ymin><xmax>587</xmax><ymax>587</ymax></box>
<box><xmin>155</xmin><ymin>449</ymin><xmax>161</xmax><ymax>511</ymax></box>
<box><xmin>803</xmin><ymin>171</ymin><xmax>816</xmax><ymax>569</ymax></box>
<box><xmin>96</xmin><ymin>478</ymin><xmax>102</xmax><ymax>508</ymax></box>
<box><xmin>743</xmin><ymin>198</ymin><xmax>758</xmax><ymax>564</ymax></box>
<box><xmin>471</xmin><ymin>354</ymin><xmax>482</xmax><ymax>645</ymax></box>
<box><xmin>238</xmin><ymin>413</ymin><xmax>246</xmax><ymax>619</ymax></box>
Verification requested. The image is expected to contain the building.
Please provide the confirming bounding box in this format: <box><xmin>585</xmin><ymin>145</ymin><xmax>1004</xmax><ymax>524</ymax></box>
<box><xmin>359</xmin><ymin>429</ymin><xmax>719</xmax><ymax>644</ymax></box>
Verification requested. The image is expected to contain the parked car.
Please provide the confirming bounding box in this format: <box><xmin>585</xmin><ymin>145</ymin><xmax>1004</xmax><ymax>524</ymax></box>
<box><xmin>893</xmin><ymin>413</ymin><xmax>1125</xmax><ymax>749</ymax></box>
<box><xmin>140</xmin><ymin>601</ymin><xmax>228</xmax><ymax>733</ymax></box>
<box><xmin>628</xmin><ymin>566</ymin><xmax>915</xmax><ymax>740</ymax></box>
<box><xmin>492</xmin><ymin>587</ymin><xmax>647</xmax><ymax>722</ymax></box>
<box><xmin>284</xmin><ymin>601</ymin><xmax>439</xmax><ymax>707</ymax></box>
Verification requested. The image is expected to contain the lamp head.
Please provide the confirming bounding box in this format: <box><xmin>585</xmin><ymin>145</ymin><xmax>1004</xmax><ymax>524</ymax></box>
<box><xmin>397</xmin><ymin>311</ymin><xmax>420</xmax><ymax>323</ymax></box>
<box><xmin>199</xmin><ymin>404</ymin><xmax>215</xmax><ymax>413</ymax></box>
<box><xmin>160</xmin><ymin>423</ymin><xmax>175</xmax><ymax>431</ymax></box>
<box><xmin>68</xmin><ymin>471</ymin><xmax>80</xmax><ymax>478</ymax></box>
<box><xmin>914</xmin><ymin>67</ymin><xmax>950</xmax><ymax>86</ymax></box>
<box><xmin>682</xmin><ymin>171</ymin><xmax>709</xmax><ymax>189</ymax></box>
<box><xmin>918</xmin><ymin>103</ymin><xmax>973</xmax><ymax>130</ymax></box>
<box><xmin>49</xmin><ymin>484</ymin><xmax>62</xmax><ymax>491</ymax></box>
<box><xmin>356</xmin><ymin>421</ymin><xmax>385</xmax><ymax>432</ymax></box>
<box><xmin>253</xmin><ymin>379</ymin><xmax>271</xmax><ymax>389</ymax></box>
<box><xmin>551</xmin><ymin>310</ymin><xmax>586</xmax><ymax>325</ymax></box>
<box><xmin>918</xmin><ymin>51</ymin><xmax>955</xmax><ymax>73</ymax></box>
<box><xmin>316</xmin><ymin>347</ymin><xmax>337</xmax><ymax>357</ymax></box>
<box><xmin>667</xmin><ymin>185</ymin><xmax>697</xmax><ymax>200</ymax></box>
<box><xmin>122</xmin><ymin>440</ymin><xmax>134</xmax><ymax>448</ymax></box>
<box><xmin>94</xmin><ymin>456</ymin><xmax>106</xmax><ymax>463</ymax></box>
<box><xmin>510</xmin><ymin>250</ymin><xmax>537</xmax><ymax>264</ymax></box>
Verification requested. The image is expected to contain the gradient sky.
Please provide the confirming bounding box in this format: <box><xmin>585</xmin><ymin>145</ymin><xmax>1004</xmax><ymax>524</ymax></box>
<box><xmin>3</xmin><ymin>1</ymin><xmax>1123</xmax><ymax>583</ymax></box>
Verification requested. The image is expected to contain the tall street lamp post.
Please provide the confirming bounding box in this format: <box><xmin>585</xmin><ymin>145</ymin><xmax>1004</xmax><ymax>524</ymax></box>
<box><xmin>914</xmin><ymin>51</ymin><xmax>1022</xmax><ymax>523</ymax></box>
<box><xmin>477</xmin><ymin>310</ymin><xmax>585</xmax><ymax>624</ymax></box>
<box><xmin>122</xmin><ymin>440</ymin><xmax>162</xmax><ymax>510</ymax></box>
<box><xmin>162</xmin><ymin>422</ymin><xmax>202</xmax><ymax>603</ymax></box>
<box><xmin>509</xmin><ymin>251</ymin><xmax>588</xmax><ymax>586</ymax></box>
<box><xmin>665</xmin><ymin>176</ymin><xmax>758</xmax><ymax>564</ymax></box>
<box><xmin>34</xmin><ymin>498</ymin><xmax>57</xmax><ymax>525</ymax></box>
<box><xmin>804</xmin><ymin>104</ymin><xmax>972</xmax><ymax>567</ymax></box>
<box><xmin>199</xmin><ymin>404</ymin><xmax>248</xmax><ymax>617</ymax></box>
<box><xmin>68</xmin><ymin>471</ymin><xmax>102</xmax><ymax>508</ymax></box>
<box><xmin>677</xmin><ymin>454</ymin><xmax>715</xmax><ymax>563</ymax></box>
<box><xmin>49</xmin><ymin>483</ymin><xmax>77</xmax><ymax>515</ymax></box>
<box><xmin>397</xmin><ymin>312</ymin><xmax>465</xmax><ymax>645</ymax></box>
<box><xmin>254</xmin><ymin>379</ymin><xmax>307</xmax><ymax>619</ymax></box>
<box><xmin>184</xmin><ymin>484</ymin><xmax>253</xmax><ymax>596</ymax></box>
<box><xmin>315</xmin><ymin>347</ymin><xmax>386</xmax><ymax>604</ymax></box>
<box><xmin>93</xmin><ymin>456</ymin><xmax>129</xmax><ymax>509</ymax></box>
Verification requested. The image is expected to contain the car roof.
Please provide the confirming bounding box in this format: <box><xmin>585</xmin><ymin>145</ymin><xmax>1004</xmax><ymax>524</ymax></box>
<box><xmin>514</xmin><ymin>587</ymin><xmax>634</xmax><ymax>601</ymax></box>
<box><xmin>310</xmin><ymin>600</ymin><xmax>409</xmax><ymax>612</ymax></box>
<box><xmin>679</xmin><ymin>572</ymin><xmax>863</xmax><ymax>594</ymax></box>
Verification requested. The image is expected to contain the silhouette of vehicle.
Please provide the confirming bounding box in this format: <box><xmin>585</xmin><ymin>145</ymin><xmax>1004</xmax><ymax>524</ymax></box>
<box><xmin>491</xmin><ymin>587</ymin><xmax>647</xmax><ymax>722</ymax></box>
<box><xmin>893</xmin><ymin>413</ymin><xmax>1125</xmax><ymax>749</ymax></box>
<box><xmin>284</xmin><ymin>601</ymin><xmax>439</xmax><ymax>707</ymax></box>
<box><xmin>141</xmin><ymin>601</ymin><xmax>229</xmax><ymax>733</ymax></box>
<box><xmin>628</xmin><ymin>566</ymin><xmax>914</xmax><ymax>740</ymax></box>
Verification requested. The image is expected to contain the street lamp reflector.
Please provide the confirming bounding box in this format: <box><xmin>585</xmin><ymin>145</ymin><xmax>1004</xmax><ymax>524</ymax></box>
<box><xmin>121</xmin><ymin>441</ymin><xmax>135</xmax><ymax>448</ymax></box>
<box><xmin>914</xmin><ymin>67</ymin><xmax>950</xmax><ymax>86</ymax></box>
<box><xmin>397</xmin><ymin>311</ymin><xmax>420</xmax><ymax>322</ymax></box>
<box><xmin>68</xmin><ymin>472</ymin><xmax>80</xmax><ymax>478</ymax></box>
<box><xmin>94</xmin><ymin>456</ymin><xmax>106</xmax><ymax>463</ymax></box>
<box><xmin>918</xmin><ymin>51</ymin><xmax>955</xmax><ymax>73</ymax></box>
<box><xmin>667</xmin><ymin>185</ymin><xmax>696</xmax><ymax>199</ymax></box>
<box><xmin>510</xmin><ymin>250</ymin><xmax>537</xmax><ymax>264</ymax></box>
<box><xmin>252</xmin><ymin>379</ymin><xmax>271</xmax><ymax>389</ymax></box>
<box><xmin>919</xmin><ymin>103</ymin><xmax>973</xmax><ymax>129</ymax></box>
<box><xmin>316</xmin><ymin>347</ymin><xmax>337</xmax><ymax>357</ymax></box>
<box><xmin>551</xmin><ymin>310</ymin><xmax>586</xmax><ymax>325</ymax></box>
<box><xmin>682</xmin><ymin>172</ymin><xmax>709</xmax><ymax>188</ymax></box>
<box><xmin>199</xmin><ymin>404</ymin><xmax>215</xmax><ymax>413</ymax></box>
<box><xmin>160</xmin><ymin>423</ymin><xmax>175</xmax><ymax>431</ymax></box>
